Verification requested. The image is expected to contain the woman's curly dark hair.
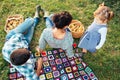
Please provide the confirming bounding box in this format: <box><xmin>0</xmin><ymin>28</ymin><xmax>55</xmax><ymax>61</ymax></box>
<box><xmin>52</xmin><ymin>11</ymin><xmax>72</xmax><ymax>29</ymax></box>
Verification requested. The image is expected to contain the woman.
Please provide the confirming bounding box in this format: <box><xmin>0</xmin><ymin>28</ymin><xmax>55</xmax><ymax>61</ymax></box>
<box><xmin>37</xmin><ymin>11</ymin><xmax>74</xmax><ymax>58</ymax></box>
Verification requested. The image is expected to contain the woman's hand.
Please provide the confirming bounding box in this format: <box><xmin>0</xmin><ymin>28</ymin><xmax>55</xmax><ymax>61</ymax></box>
<box><xmin>36</xmin><ymin>46</ymin><xmax>40</xmax><ymax>53</ymax></box>
<box><xmin>36</xmin><ymin>46</ymin><xmax>43</xmax><ymax>53</ymax></box>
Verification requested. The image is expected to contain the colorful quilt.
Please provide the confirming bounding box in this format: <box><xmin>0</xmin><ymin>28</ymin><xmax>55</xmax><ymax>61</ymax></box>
<box><xmin>9</xmin><ymin>48</ymin><xmax>98</xmax><ymax>80</ymax></box>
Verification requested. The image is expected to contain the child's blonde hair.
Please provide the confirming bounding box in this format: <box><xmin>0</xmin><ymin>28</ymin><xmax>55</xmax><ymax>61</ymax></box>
<box><xmin>94</xmin><ymin>2</ymin><xmax>114</xmax><ymax>22</ymax></box>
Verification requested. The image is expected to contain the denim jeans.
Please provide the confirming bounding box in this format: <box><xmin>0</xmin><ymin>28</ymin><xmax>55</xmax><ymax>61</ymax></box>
<box><xmin>45</xmin><ymin>14</ymin><xmax>54</xmax><ymax>28</ymax></box>
<box><xmin>6</xmin><ymin>17</ymin><xmax>39</xmax><ymax>44</ymax></box>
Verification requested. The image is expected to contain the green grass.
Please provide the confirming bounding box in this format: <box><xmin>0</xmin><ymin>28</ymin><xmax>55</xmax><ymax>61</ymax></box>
<box><xmin>0</xmin><ymin>0</ymin><xmax>120</xmax><ymax>80</ymax></box>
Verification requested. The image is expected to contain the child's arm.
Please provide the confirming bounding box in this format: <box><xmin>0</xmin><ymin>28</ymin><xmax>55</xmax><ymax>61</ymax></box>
<box><xmin>96</xmin><ymin>27</ymin><xmax>107</xmax><ymax>49</ymax></box>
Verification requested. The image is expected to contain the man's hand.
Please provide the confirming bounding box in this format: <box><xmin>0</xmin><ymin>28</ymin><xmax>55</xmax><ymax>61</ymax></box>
<box><xmin>36</xmin><ymin>58</ymin><xmax>43</xmax><ymax>76</ymax></box>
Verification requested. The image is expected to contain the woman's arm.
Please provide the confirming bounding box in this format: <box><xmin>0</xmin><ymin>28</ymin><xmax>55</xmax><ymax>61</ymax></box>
<box><xmin>39</xmin><ymin>30</ymin><xmax>47</xmax><ymax>50</ymax></box>
<box><xmin>36</xmin><ymin>30</ymin><xmax>47</xmax><ymax>76</ymax></box>
<box><xmin>66</xmin><ymin>32</ymin><xmax>74</xmax><ymax>57</ymax></box>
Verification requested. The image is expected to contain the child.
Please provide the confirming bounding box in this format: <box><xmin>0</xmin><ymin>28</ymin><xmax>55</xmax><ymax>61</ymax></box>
<box><xmin>78</xmin><ymin>3</ymin><xmax>114</xmax><ymax>56</ymax></box>
<box><xmin>2</xmin><ymin>5</ymin><xmax>43</xmax><ymax>80</ymax></box>
<box><xmin>36</xmin><ymin>11</ymin><xmax>75</xmax><ymax>58</ymax></box>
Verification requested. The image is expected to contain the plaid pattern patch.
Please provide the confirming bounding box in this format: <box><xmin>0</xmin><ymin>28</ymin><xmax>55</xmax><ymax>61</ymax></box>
<box><xmin>9</xmin><ymin>48</ymin><xmax>98</xmax><ymax>80</ymax></box>
<box><xmin>2</xmin><ymin>33</ymin><xmax>28</xmax><ymax>63</ymax></box>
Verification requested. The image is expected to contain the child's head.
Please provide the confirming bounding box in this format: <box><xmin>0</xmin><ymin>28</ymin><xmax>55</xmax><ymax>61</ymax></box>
<box><xmin>52</xmin><ymin>11</ymin><xmax>72</xmax><ymax>29</ymax></box>
<box><xmin>10</xmin><ymin>48</ymin><xmax>30</xmax><ymax>66</ymax></box>
<box><xmin>94</xmin><ymin>2</ymin><xmax>114</xmax><ymax>23</ymax></box>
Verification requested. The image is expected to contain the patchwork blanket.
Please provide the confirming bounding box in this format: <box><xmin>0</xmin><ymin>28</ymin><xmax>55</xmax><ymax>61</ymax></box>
<box><xmin>9</xmin><ymin>48</ymin><xmax>98</xmax><ymax>80</ymax></box>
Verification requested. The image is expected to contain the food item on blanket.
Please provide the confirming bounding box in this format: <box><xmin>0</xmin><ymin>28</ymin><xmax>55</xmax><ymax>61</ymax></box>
<box><xmin>35</xmin><ymin>52</ymin><xmax>41</xmax><ymax>57</ymax></box>
<box><xmin>5</xmin><ymin>15</ymin><xmax>24</xmax><ymax>33</ymax></box>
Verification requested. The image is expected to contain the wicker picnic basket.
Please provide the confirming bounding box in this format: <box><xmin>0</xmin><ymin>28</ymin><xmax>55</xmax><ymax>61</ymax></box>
<box><xmin>4</xmin><ymin>14</ymin><xmax>24</xmax><ymax>33</ymax></box>
<box><xmin>68</xmin><ymin>20</ymin><xmax>84</xmax><ymax>38</ymax></box>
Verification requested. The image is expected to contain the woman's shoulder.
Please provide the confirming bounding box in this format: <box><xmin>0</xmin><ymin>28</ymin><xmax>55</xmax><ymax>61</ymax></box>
<box><xmin>66</xmin><ymin>31</ymin><xmax>72</xmax><ymax>37</ymax></box>
<box><xmin>42</xmin><ymin>28</ymin><xmax>52</xmax><ymax>33</ymax></box>
<box><xmin>43</xmin><ymin>28</ymin><xmax>52</xmax><ymax>32</ymax></box>
<box><xmin>41</xmin><ymin>28</ymin><xmax>53</xmax><ymax>37</ymax></box>
<box><xmin>65</xmin><ymin>31</ymin><xmax>73</xmax><ymax>42</ymax></box>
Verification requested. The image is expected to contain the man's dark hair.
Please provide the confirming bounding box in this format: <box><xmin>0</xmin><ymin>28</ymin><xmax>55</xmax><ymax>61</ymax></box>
<box><xmin>10</xmin><ymin>48</ymin><xmax>30</xmax><ymax>66</ymax></box>
<box><xmin>52</xmin><ymin>11</ymin><xmax>72</xmax><ymax>29</ymax></box>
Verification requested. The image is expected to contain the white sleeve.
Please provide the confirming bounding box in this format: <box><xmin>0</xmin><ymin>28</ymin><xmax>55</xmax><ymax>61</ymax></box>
<box><xmin>96</xmin><ymin>27</ymin><xmax>107</xmax><ymax>49</ymax></box>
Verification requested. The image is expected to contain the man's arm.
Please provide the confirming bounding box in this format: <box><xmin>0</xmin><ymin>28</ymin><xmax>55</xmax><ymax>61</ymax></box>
<box><xmin>36</xmin><ymin>57</ymin><xmax>43</xmax><ymax>76</ymax></box>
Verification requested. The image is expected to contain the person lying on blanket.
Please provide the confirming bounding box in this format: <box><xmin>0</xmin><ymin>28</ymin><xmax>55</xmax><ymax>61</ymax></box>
<box><xmin>2</xmin><ymin>5</ymin><xmax>43</xmax><ymax>80</ymax></box>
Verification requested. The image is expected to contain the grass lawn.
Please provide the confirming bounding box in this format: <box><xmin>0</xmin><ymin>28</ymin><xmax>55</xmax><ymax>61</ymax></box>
<box><xmin>0</xmin><ymin>0</ymin><xmax>120</xmax><ymax>80</ymax></box>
